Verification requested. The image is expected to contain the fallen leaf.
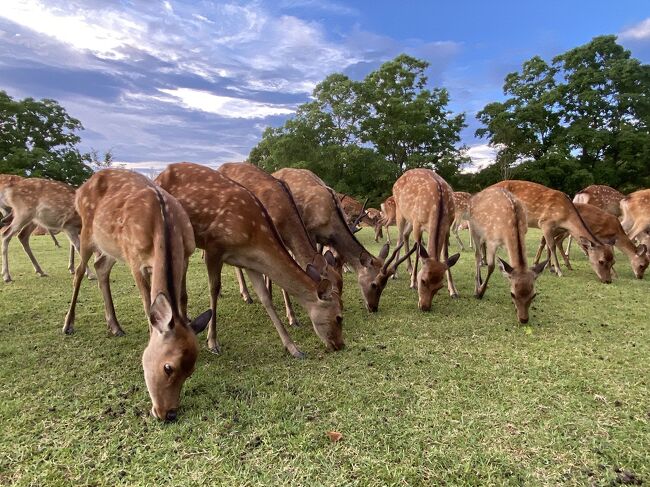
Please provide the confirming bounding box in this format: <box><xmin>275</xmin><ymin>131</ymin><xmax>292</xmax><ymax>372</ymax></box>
<box><xmin>326</xmin><ymin>431</ymin><xmax>343</xmax><ymax>443</ymax></box>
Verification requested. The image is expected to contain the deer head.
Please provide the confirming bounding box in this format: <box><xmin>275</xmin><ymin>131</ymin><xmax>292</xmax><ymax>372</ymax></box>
<box><xmin>630</xmin><ymin>244</ymin><xmax>649</xmax><ymax>279</ymax></box>
<box><xmin>304</xmin><ymin>265</ymin><xmax>344</xmax><ymax>350</ymax></box>
<box><xmin>416</xmin><ymin>244</ymin><xmax>460</xmax><ymax>311</ymax></box>
<box><xmin>498</xmin><ymin>258</ymin><xmax>547</xmax><ymax>324</ymax></box>
<box><xmin>578</xmin><ymin>237</ymin><xmax>615</xmax><ymax>283</ymax></box>
<box><xmin>142</xmin><ymin>294</ymin><xmax>211</xmax><ymax>421</ymax></box>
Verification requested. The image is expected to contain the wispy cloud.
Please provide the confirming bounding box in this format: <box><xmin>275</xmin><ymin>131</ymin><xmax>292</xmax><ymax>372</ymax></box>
<box><xmin>619</xmin><ymin>17</ymin><xmax>650</xmax><ymax>40</ymax></box>
<box><xmin>463</xmin><ymin>144</ymin><xmax>498</xmax><ymax>173</ymax></box>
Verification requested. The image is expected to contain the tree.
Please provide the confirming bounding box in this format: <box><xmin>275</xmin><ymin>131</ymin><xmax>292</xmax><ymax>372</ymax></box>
<box><xmin>0</xmin><ymin>91</ymin><xmax>92</xmax><ymax>185</ymax></box>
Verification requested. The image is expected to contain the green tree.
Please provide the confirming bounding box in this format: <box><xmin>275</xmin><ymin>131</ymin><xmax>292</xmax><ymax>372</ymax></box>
<box><xmin>0</xmin><ymin>91</ymin><xmax>92</xmax><ymax>185</ymax></box>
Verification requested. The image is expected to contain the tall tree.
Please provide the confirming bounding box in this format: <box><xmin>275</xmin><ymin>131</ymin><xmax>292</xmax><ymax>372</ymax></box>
<box><xmin>0</xmin><ymin>91</ymin><xmax>92</xmax><ymax>185</ymax></box>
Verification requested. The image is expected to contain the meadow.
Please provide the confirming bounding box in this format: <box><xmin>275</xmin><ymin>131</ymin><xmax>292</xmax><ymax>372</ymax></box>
<box><xmin>0</xmin><ymin>228</ymin><xmax>648</xmax><ymax>486</ymax></box>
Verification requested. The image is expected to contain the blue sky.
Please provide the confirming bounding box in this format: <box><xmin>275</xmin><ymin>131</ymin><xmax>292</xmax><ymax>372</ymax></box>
<box><xmin>1</xmin><ymin>1</ymin><xmax>649</xmax><ymax>173</ymax></box>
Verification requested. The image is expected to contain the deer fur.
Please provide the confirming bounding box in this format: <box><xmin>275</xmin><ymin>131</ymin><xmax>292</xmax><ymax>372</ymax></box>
<box><xmin>620</xmin><ymin>189</ymin><xmax>650</xmax><ymax>252</ymax></box>
<box><xmin>451</xmin><ymin>191</ymin><xmax>472</xmax><ymax>251</ymax></box>
<box><xmin>573</xmin><ymin>185</ymin><xmax>625</xmax><ymax>217</ymax></box>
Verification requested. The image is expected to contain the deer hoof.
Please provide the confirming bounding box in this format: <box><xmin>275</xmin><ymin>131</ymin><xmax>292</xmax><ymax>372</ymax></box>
<box><xmin>110</xmin><ymin>327</ymin><xmax>126</xmax><ymax>337</ymax></box>
<box><xmin>3</xmin><ymin>276</ymin><xmax>12</xmax><ymax>283</ymax></box>
<box><xmin>450</xmin><ymin>293</ymin><xmax>460</xmax><ymax>299</ymax></box>
<box><xmin>241</xmin><ymin>295</ymin><xmax>253</xmax><ymax>304</ymax></box>
<box><xmin>208</xmin><ymin>345</ymin><xmax>222</xmax><ymax>355</ymax></box>
<box><xmin>291</xmin><ymin>350</ymin><xmax>306</xmax><ymax>359</ymax></box>
<box><xmin>290</xmin><ymin>319</ymin><xmax>302</xmax><ymax>328</ymax></box>
<box><xmin>37</xmin><ymin>272</ymin><xmax>48</xmax><ymax>277</ymax></box>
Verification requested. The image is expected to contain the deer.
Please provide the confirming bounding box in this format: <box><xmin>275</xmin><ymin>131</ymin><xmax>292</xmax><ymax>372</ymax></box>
<box><xmin>62</xmin><ymin>169</ymin><xmax>212</xmax><ymax>422</ymax></box>
<box><xmin>469</xmin><ymin>187</ymin><xmax>547</xmax><ymax>323</ymax></box>
<box><xmin>620</xmin><ymin>189</ymin><xmax>650</xmax><ymax>252</ymax></box>
<box><xmin>492</xmin><ymin>180</ymin><xmax>614</xmax><ymax>283</ymax></box>
<box><xmin>533</xmin><ymin>202</ymin><xmax>648</xmax><ymax>279</ymax></box>
<box><xmin>573</xmin><ymin>185</ymin><xmax>625</xmax><ymax>217</ymax></box>
<box><xmin>156</xmin><ymin>162</ymin><xmax>355</xmax><ymax>358</ymax></box>
<box><xmin>393</xmin><ymin>169</ymin><xmax>461</xmax><ymax>311</ymax></box>
<box><xmin>379</xmin><ymin>195</ymin><xmax>397</xmax><ymax>245</ymax></box>
<box><xmin>217</xmin><ymin>162</ymin><xmax>342</xmax><ymax>327</ymax></box>
<box><xmin>451</xmin><ymin>191</ymin><xmax>472</xmax><ymax>251</ymax></box>
<box><xmin>273</xmin><ymin>168</ymin><xmax>415</xmax><ymax>313</ymax></box>
<box><xmin>1</xmin><ymin>176</ymin><xmax>92</xmax><ymax>282</ymax></box>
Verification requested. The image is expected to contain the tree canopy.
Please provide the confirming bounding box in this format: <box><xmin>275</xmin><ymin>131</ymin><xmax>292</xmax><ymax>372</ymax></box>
<box><xmin>474</xmin><ymin>35</ymin><xmax>650</xmax><ymax>194</ymax></box>
<box><xmin>0</xmin><ymin>91</ymin><xmax>92</xmax><ymax>185</ymax></box>
<box><xmin>249</xmin><ymin>54</ymin><xmax>466</xmax><ymax>205</ymax></box>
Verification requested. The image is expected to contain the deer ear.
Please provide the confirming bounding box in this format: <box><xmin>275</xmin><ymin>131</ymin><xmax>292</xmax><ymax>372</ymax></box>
<box><xmin>418</xmin><ymin>243</ymin><xmax>429</xmax><ymax>259</ymax></box>
<box><xmin>497</xmin><ymin>257</ymin><xmax>513</xmax><ymax>276</ymax></box>
<box><xmin>579</xmin><ymin>237</ymin><xmax>597</xmax><ymax>249</ymax></box>
<box><xmin>324</xmin><ymin>249</ymin><xmax>337</xmax><ymax>267</ymax></box>
<box><xmin>531</xmin><ymin>259</ymin><xmax>548</xmax><ymax>277</ymax></box>
<box><xmin>306</xmin><ymin>263</ymin><xmax>321</xmax><ymax>284</ymax></box>
<box><xmin>378</xmin><ymin>242</ymin><xmax>390</xmax><ymax>260</ymax></box>
<box><xmin>316</xmin><ymin>278</ymin><xmax>333</xmax><ymax>301</ymax></box>
<box><xmin>149</xmin><ymin>293</ymin><xmax>173</xmax><ymax>333</ymax></box>
<box><xmin>310</xmin><ymin>253</ymin><xmax>327</xmax><ymax>274</ymax></box>
<box><xmin>446</xmin><ymin>253</ymin><xmax>461</xmax><ymax>268</ymax></box>
<box><xmin>359</xmin><ymin>251</ymin><xmax>373</xmax><ymax>267</ymax></box>
<box><xmin>636</xmin><ymin>244</ymin><xmax>647</xmax><ymax>256</ymax></box>
<box><xmin>189</xmin><ymin>310</ymin><xmax>212</xmax><ymax>335</ymax></box>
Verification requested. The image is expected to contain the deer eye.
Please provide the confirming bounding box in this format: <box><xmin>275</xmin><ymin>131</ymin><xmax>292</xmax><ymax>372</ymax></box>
<box><xmin>163</xmin><ymin>364</ymin><xmax>173</xmax><ymax>376</ymax></box>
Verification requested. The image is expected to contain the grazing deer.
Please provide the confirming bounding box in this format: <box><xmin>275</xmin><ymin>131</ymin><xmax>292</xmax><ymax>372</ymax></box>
<box><xmin>534</xmin><ymin>203</ymin><xmax>648</xmax><ymax>280</ymax></box>
<box><xmin>470</xmin><ymin>187</ymin><xmax>547</xmax><ymax>323</ymax></box>
<box><xmin>218</xmin><ymin>162</ymin><xmax>343</xmax><ymax>327</ymax></box>
<box><xmin>379</xmin><ymin>195</ymin><xmax>397</xmax><ymax>245</ymax></box>
<box><xmin>573</xmin><ymin>185</ymin><xmax>625</xmax><ymax>217</ymax></box>
<box><xmin>393</xmin><ymin>169</ymin><xmax>461</xmax><ymax>311</ymax></box>
<box><xmin>492</xmin><ymin>180</ymin><xmax>614</xmax><ymax>283</ymax></box>
<box><xmin>62</xmin><ymin>169</ymin><xmax>211</xmax><ymax>422</ymax></box>
<box><xmin>156</xmin><ymin>163</ymin><xmax>348</xmax><ymax>358</ymax></box>
<box><xmin>273</xmin><ymin>168</ymin><xmax>414</xmax><ymax>313</ymax></box>
<box><xmin>451</xmin><ymin>191</ymin><xmax>472</xmax><ymax>251</ymax></box>
<box><xmin>365</xmin><ymin>208</ymin><xmax>384</xmax><ymax>241</ymax></box>
<box><xmin>620</xmin><ymin>189</ymin><xmax>650</xmax><ymax>251</ymax></box>
<box><xmin>1</xmin><ymin>177</ymin><xmax>91</xmax><ymax>282</ymax></box>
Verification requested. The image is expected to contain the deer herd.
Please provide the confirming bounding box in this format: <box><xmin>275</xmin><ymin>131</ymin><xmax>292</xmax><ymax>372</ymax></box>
<box><xmin>1</xmin><ymin>167</ymin><xmax>648</xmax><ymax>421</ymax></box>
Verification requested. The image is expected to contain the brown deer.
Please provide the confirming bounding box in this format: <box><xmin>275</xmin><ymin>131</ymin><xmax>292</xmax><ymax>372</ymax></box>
<box><xmin>573</xmin><ymin>185</ymin><xmax>625</xmax><ymax>217</ymax></box>
<box><xmin>470</xmin><ymin>187</ymin><xmax>547</xmax><ymax>323</ymax></box>
<box><xmin>534</xmin><ymin>203</ymin><xmax>648</xmax><ymax>279</ymax></box>
<box><xmin>1</xmin><ymin>177</ymin><xmax>92</xmax><ymax>282</ymax></box>
<box><xmin>393</xmin><ymin>169</ymin><xmax>461</xmax><ymax>311</ymax></box>
<box><xmin>273</xmin><ymin>168</ymin><xmax>413</xmax><ymax>313</ymax></box>
<box><xmin>451</xmin><ymin>191</ymin><xmax>472</xmax><ymax>250</ymax></box>
<box><xmin>620</xmin><ymin>189</ymin><xmax>650</xmax><ymax>251</ymax></box>
<box><xmin>62</xmin><ymin>169</ymin><xmax>211</xmax><ymax>422</ymax></box>
<box><xmin>156</xmin><ymin>162</ymin><xmax>347</xmax><ymax>358</ymax></box>
<box><xmin>218</xmin><ymin>162</ymin><xmax>342</xmax><ymax>327</ymax></box>
<box><xmin>379</xmin><ymin>195</ymin><xmax>397</xmax><ymax>245</ymax></box>
<box><xmin>492</xmin><ymin>180</ymin><xmax>613</xmax><ymax>283</ymax></box>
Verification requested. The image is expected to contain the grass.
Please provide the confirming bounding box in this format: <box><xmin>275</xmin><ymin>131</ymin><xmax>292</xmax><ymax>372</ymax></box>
<box><xmin>0</xmin><ymin>228</ymin><xmax>648</xmax><ymax>486</ymax></box>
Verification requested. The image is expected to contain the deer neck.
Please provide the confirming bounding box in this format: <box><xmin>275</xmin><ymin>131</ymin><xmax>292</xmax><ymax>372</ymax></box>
<box><xmin>563</xmin><ymin>210</ymin><xmax>600</xmax><ymax>244</ymax></box>
<box><xmin>614</xmin><ymin>229</ymin><xmax>638</xmax><ymax>258</ymax></box>
<box><xmin>283</xmin><ymin>231</ymin><xmax>317</xmax><ymax>269</ymax></box>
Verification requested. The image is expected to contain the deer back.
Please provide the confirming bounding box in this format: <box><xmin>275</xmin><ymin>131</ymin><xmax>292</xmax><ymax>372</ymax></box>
<box><xmin>574</xmin><ymin>185</ymin><xmax>625</xmax><ymax>217</ymax></box>
<box><xmin>452</xmin><ymin>191</ymin><xmax>471</xmax><ymax>221</ymax></box>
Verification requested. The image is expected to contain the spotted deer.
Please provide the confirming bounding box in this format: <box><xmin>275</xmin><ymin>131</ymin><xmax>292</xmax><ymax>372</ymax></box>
<box><xmin>1</xmin><ymin>177</ymin><xmax>91</xmax><ymax>282</ymax></box>
<box><xmin>273</xmin><ymin>168</ymin><xmax>413</xmax><ymax>313</ymax></box>
<box><xmin>156</xmin><ymin>162</ymin><xmax>347</xmax><ymax>358</ymax></box>
<box><xmin>451</xmin><ymin>191</ymin><xmax>472</xmax><ymax>251</ymax></box>
<box><xmin>62</xmin><ymin>169</ymin><xmax>211</xmax><ymax>421</ymax></box>
<box><xmin>218</xmin><ymin>162</ymin><xmax>342</xmax><ymax>327</ymax></box>
<box><xmin>492</xmin><ymin>180</ymin><xmax>613</xmax><ymax>283</ymax></box>
<box><xmin>470</xmin><ymin>187</ymin><xmax>547</xmax><ymax>323</ymax></box>
<box><xmin>534</xmin><ymin>202</ymin><xmax>648</xmax><ymax>280</ymax></box>
<box><xmin>620</xmin><ymin>189</ymin><xmax>650</xmax><ymax>252</ymax></box>
<box><xmin>379</xmin><ymin>195</ymin><xmax>397</xmax><ymax>245</ymax></box>
<box><xmin>573</xmin><ymin>185</ymin><xmax>625</xmax><ymax>217</ymax></box>
<box><xmin>393</xmin><ymin>169</ymin><xmax>461</xmax><ymax>311</ymax></box>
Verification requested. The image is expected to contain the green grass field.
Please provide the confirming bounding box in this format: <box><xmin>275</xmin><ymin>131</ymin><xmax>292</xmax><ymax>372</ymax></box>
<box><xmin>0</xmin><ymin>228</ymin><xmax>648</xmax><ymax>486</ymax></box>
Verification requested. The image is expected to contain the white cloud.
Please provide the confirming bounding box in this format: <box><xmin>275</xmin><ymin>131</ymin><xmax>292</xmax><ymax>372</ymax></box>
<box><xmin>462</xmin><ymin>144</ymin><xmax>498</xmax><ymax>173</ymax></box>
<box><xmin>158</xmin><ymin>87</ymin><xmax>296</xmax><ymax>118</ymax></box>
<box><xmin>619</xmin><ymin>18</ymin><xmax>650</xmax><ymax>40</ymax></box>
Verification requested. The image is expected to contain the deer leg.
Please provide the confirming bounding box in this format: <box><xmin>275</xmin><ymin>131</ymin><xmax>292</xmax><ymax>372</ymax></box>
<box><xmin>180</xmin><ymin>265</ymin><xmax>189</xmax><ymax>320</ymax></box>
<box><xmin>473</xmin><ymin>237</ymin><xmax>484</xmax><ymax>297</ymax></box>
<box><xmin>62</xmin><ymin>237</ymin><xmax>94</xmax><ymax>334</ymax></box>
<box><xmin>17</xmin><ymin>224</ymin><xmax>48</xmax><ymax>277</ymax></box>
<box><xmin>95</xmin><ymin>254</ymin><xmax>124</xmax><ymax>336</ymax></box>
<box><xmin>282</xmin><ymin>289</ymin><xmax>301</xmax><ymax>327</ymax></box>
<box><xmin>234</xmin><ymin>267</ymin><xmax>253</xmax><ymax>304</ymax></box>
<box><xmin>205</xmin><ymin>251</ymin><xmax>224</xmax><ymax>354</ymax></box>
<box><xmin>542</xmin><ymin>227</ymin><xmax>563</xmax><ymax>277</ymax></box>
<box><xmin>534</xmin><ymin>236</ymin><xmax>546</xmax><ymax>265</ymax></box>
<box><xmin>68</xmin><ymin>242</ymin><xmax>75</xmax><ymax>274</ymax></box>
<box><xmin>444</xmin><ymin>236</ymin><xmax>460</xmax><ymax>298</ymax></box>
<box><xmin>566</xmin><ymin>235</ymin><xmax>573</xmax><ymax>257</ymax></box>
<box><xmin>65</xmin><ymin>230</ymin><xmax>95</xmax><ymax>280</ymax></box>
<box><xmin>245</xmin><ymin>269</ymin><xmax>304</xmax><ymax>359</ymax></box>
<box><xmin>476</xmin><ymin>244</ymin><xmax>495</xmax><ymax>298</ymax></box>
<box><xmin>385</xmin><ymin>226</ymin><xmax>391</xmax><ymax>245</ymax></box>
<box><xmin>132</xmin><ymin>267</ymin><xmax>152</xmax><ymax>317</ymax></box>
<box><xmin>265</xmin><ymin>275</ymin><xmax>273</xmax><ymax>299</ymax></box>
<box><xmin>2</xmin><ymin>216</ymin><xmax>36</xmax><ymax>282</ymax></box>
<box><xmin>49</xmin><ymin>230</ymin><xmax>61</xmax><ymax>248</ymax></box>
<box><xmin>556</xmin><ymin>235</ymin><xmax>572</xmax><ymax>270</ymax></box>
<box><xmin>468</xmin><ymin>223</ymin><xmax>474</xmax><ymax>249</ymax></box>
<box><xmin>452</xmin><ymin>221</ymin><xmax>465</xmax><ymax>251</ymax></box>
<box><xmin>480</xmin><ymin>241</ymin><xmax>487</xmax><ymax>266</ymax></box>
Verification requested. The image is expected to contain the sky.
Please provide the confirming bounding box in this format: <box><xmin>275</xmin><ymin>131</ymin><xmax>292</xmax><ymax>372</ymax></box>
<box><xmin>1</xmin><ymin>0</ymin><xmax>649</xmax><ymax>174</ymax></box>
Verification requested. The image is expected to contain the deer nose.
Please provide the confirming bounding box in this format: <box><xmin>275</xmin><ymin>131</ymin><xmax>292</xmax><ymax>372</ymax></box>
<box><xmin>519</xmin><ymin>317</ymin><xmax>529</xmax><ymax>324</ymax></box>
<box><xmin>165</xmin><ymin>409</ymin><xmax>177</xmax><ymax>422</ymax></box>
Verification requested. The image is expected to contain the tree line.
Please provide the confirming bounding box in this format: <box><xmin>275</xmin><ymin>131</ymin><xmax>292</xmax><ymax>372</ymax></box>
<box><xmin>2</xmin><ymin>35</ymin><xmax>648</xmax><ymax>201</ymax></box>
